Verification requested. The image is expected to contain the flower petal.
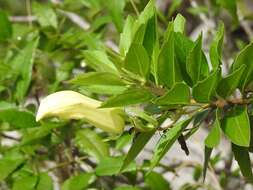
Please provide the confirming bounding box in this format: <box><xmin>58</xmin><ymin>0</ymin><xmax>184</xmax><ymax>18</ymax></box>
<box><xmin>36</xmin><ymin>91</ymin><xmax>125</xmax><ymax>134</ymax></box>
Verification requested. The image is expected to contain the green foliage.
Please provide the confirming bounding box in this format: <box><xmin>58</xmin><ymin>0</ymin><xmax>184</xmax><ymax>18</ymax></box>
<box><xmin>221</xmin><ymin>106</ymin><xmax>250</xmax><ymax>147</ymax></box>
<box><xmin>0</xmin><ymin>0</ymin><xmax>253</xmax><ymax>189</ymax></box>
<box><xmin>0</xmin><ymin>11</ymin><xmax>12</xmax><ymax>41</ymax></box>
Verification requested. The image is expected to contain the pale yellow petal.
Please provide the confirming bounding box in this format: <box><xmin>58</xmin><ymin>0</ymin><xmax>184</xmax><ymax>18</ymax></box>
<box><xmin>36</xmin><ymin>90</ymin><xmax>124</xmax><ymax>134</ymax></box>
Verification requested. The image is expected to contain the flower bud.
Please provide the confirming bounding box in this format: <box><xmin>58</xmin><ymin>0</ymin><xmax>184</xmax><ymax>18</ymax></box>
<box><xmin>36</xmin><ymin>90</ymin><xmax>125</xmax><ymax>134</ymax></box>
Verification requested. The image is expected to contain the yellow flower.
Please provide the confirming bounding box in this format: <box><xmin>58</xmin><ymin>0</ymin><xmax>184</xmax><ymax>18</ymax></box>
<box><xmin>36</xmin><ymin>90</ymin><xmax>125</xmax><ymax>134</ymax></box>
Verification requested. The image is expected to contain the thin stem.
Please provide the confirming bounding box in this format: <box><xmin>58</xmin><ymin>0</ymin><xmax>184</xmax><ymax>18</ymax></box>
<box><xmin>25</xmin><ymin>0</ymin><xmax>32</xmax><ymax>27</ymax></box>
<box><xmin>1</xmin><ymin>134</ymin><xmax>20</xmax><ymax>141</ymax></box>
<box><xmin>46</xmin><ymin>156</ymin><xmax>87</xmax><ymax>172</ymax></box>
<box><xmin>130</xmin><ymin>0</ymin><xmax>140</xmax><ymax>16</ymax></box>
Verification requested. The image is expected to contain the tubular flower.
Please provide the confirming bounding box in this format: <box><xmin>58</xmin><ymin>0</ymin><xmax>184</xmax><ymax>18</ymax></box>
<box><xmin>36</xmin><ymin>90</ymin><xmax>125</xmax><ymax>134</ymax></box>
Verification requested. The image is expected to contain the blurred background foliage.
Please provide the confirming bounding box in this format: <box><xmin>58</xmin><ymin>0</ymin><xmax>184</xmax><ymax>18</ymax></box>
<box><xmin>0</xmin><ymin>0</ymin><xmax>253</xmax><ymax>190</ymax></box>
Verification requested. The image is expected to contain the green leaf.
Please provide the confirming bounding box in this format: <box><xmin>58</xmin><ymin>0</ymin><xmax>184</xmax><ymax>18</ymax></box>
<box><xmin>174</xmin><ymin>33</ymin><xmax>194</xmax><ymax>85</ymax></box>
<box><xmin>33</xmin><ymin>2</ymin><xmax>58</xmax><ymax>28</ymax></box>
<box><xmin>124</xmin><ymin>43</ymin><xmax>150</xmax><ymax>79</ymax></box>
<box><xmin>121</xmin><ymin>131</ymin><xmax>155</xmax><ymax>171</ymax></box>
<box><xmin>192</xmin><ymin>68</ymin><xmax>221</xmax><ymax>103</ymax></box>
<box><xmin>79</xmin><ymin>85</ymin><xmax>127</xmax><ymax>95</ymax></box>
<box><xmin>114</xmin><ymin>186</ymin><xmax>141</xmax><ymax>190</ymax></box>
<box><xmin>101</xmin><ymin>88</ymin><xmax>154</xmax><ymax>108</ymax></box>
<box><xmin>127</xmin><ymin>107</ymin><xmax>158</xmax><ymax>126</ymax></box>
<box><xmin>149</xmin><ymin>118</ymin><xmax>192</xmax><ymax>170</ymax></box>
<box><xmin>12</xmin><ymin>38</ymin><xmax>39</xmax><ymax>102</ymax></box>
<box><xmin>96</xmin><ymin>156</ymin><xmax>136</xmax><ymax>176</ymax></box>
<box><xmin>104</xmin><ymin>0</ymin><xmax>125</xmax><ymax>32</ymax></box>
<box><xmin>70</xmin><ymin>72</ymin><xmax>125</xmax><ymax>86</ymax></box>
<box><xmin>155</xmin><ymin>83</ymin><xmax>190</xmax><ymax>105</ymax></box>
<box><xmin>131</xmin><ymin>0</ymin><xmax>156</xmax><ymax>53</ymax></box>
<box><xmin>0</xmin><ymin>108</ymin><xmax>37</xmax><ymax>129</ymax></box>
<box><xmin>158</xmin><ymin>23</ymin><xmax>182</xmax><ymax>88</ymax></box>
<box><xmin>232</xmin><ymin>144</ymin><xmax>253</xmax><ymax>183</ymax></box>
<box><xmin>0</xmin><ymin>11</ymin><xmax>12</xmax><ymax>41</ymax></box>
<box><xmin>36</xmin><ymin>173</ymin><xmax>53</xmax><ymax>190</ymax></box>
<box><xmin>21</xmin><ymin>123</ymin><xmax>60</xmax><ymax>145</ymax></box>
<box><xmin>217</xmin><ymin>64</ymin><xmax>246</xmax><ymax>98</ymax></box>
<box><xmin>74</xmin><ymin>129</ymin><xmax>109</xmax><ymax>161</ymax></box>
<box><xmin>145</xmin><ymin>171</ymin><xmax>171</xmax><ymax>190</ymax></box>
<box><xmin>186</xmin><ymin>34</ymin><xmax>209</xmax><ymax>85</ymax></box>
<box><xmin>221</xmin><ymin>106</ymin><xmax>250</xmax><ymax>147</ymax></box>
<box><xmin>142</xmin><ymin>14</ymin><xmax>157</xmax><ymax>56</ymax></box>
<box><xmin>209</xmin><ymin>22</ymin><xmax>224</xmax><ymax>70</ymax></box>
<box><xmin>82</xmin><ymin>50</ymin><xmax>118</xmax><ymax>74</ymax></box>
<box><xmin>115</xmin><ymin>132</ymin><xmax>134</xmax><ymax>150</ymax></box>
<box><xmin>0</xmin><ymin>156</ymin><xmax>24</xmax><ymax>181</ymax></box>
<box><xmin>119</xmin><ymin>16</ymin><xmax>135</xmax><ymax>56</ymax></box>
<box><xmin>62</xmin><ymin>173</ymin><xmax>96</xmax><ymax>190</ymax></box>
<box><xmin>232</xmin><ymin>43</ymin><xmax>253</xmax><ymax>90</ymax></box>
<box><xmin>205</xmin><ymin>109</ymin><xmax>221</xmax><ymax>148</ymax></box>
<box><xmin>173</xmin><ymin>14</ymin><xmax>185</xmax><ymax>33</ymax></box>
<box><xmin>13</xmin><ymin>175</ymin><xmax>38</xmax><ymax>190</ymax></box>
<box><xmin>203</xmin><ymin>146</ymin><xmax>212</xmax><ymax>182</ymax></box>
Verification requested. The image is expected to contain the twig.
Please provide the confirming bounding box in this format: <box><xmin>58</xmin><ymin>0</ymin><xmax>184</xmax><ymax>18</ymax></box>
<box><xmin>130</xmin><ymin>0</ymin><xmax>140</xmax><ymax>16</ymax></box>
<box><xmin>57</xmin><ymin>9</ymin><xmax>90</xmax><ymax>30</ymax></box>
<box><xmin>1</xmin><ymin>134</ymin><xmax>20</xmax><ymax>141</ymax></box>
<box><xmin>47</xmin><ymin>156</ymin><xmax>88</xmax><ymax>172</ymax></box>
<box><xmin>25</xmin><ymin>0</ymin><xmax>32</xmax><ymax>27</ymax></box>
<box><xmin>9</xmin><ymin>16</ymin><xmax>37</xmax><ymax>22</ymax></box>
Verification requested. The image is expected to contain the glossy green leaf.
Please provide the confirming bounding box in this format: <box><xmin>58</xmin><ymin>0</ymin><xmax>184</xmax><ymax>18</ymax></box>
<box><xmin>232</xmin><ymin>43</ymin><xmax>253</xmax><ymax>90</ymax></box>
<box><xmin>174</xmin><ymin>33</ymin><xmax>194</xmax><ymax>85</ymax></box>
<box><xmin>13</xmin><ymin>175</ymin><xmax>38</xmax><ymax>190</ymax></box>
<box><xmin>74</xmin><ymin>129</ymin><xmax>109</xmax><ymax>161</ymax></box>
<box><xmin>217</xmin><ymin>64</ymin><xmax>246</xmax><ymax>98</ymax></box>
<box><xmin>203</xmin><ymin>146</ymin><xmax>212</xmax><ymax>181</ymax></box>
<box><xmin>70</xmin><ymin>72</ymin><xmax>125</xmax><ymax>86</ymax></box>
<box><xmin>21</xmin><ymin>123</ymin><xmax>60</xmax><ymax>145</ymax></box>
<box><xmin>82</xmin><ymin>50</ymin><xmax>118</xmax><ymax>74</ymax></box>
<box><xmin>33</xmin><ymin>2</ymin><xmax>57</xmax><ymax>28</ymax></box>
<box><xmin>79</xmin><ymin>85</ymin><xmax>127</xmax><ymax>95</ymax></box>
<box><xmin>124</xmin><ymin>43</ymin><xmax>150</xmax><ymax>78</ymax></box>
<box><xmin>62</xmin><ymin>173</ymin><xmax>96</xmax><ymax>190</ymax></box>
<box><xmin>115</xmin><ymin>132</ymin><xmax>134</xmax><ymax>150</ymax></box>
<box><xmin>192</xmin><ymin>68</ymin><xmax>221</xmax><ymax>103</ymax></box>
<box><xmin>186</xmin><ymin>34</ymin><xmax>209</xmax><ymax>85</ymax></box>
<box><xmin>101</xmin><ymin>88</ymin><xmax>154</xmax><ymax>108</ymax></box>
<box><xmin>155</xmin><ymin>83</ymin><xmax>190</xmax><ymax>105</ymax></box>
<box><xmin>173</xmin><ymin>14</ymin><xmax>185</xmax><ymax>33</ymax></box>
<box><xmin>0</xmin><ymin>157</ymin><xmax>24</xmax><ymax>181</ymax></box>
<box><xmin>96</xmin><ymin>156</ymin><xmax>136</xmax><ymax>176</ymax></box>
<box><xmin>0</xmin><ymin>108</ymin><xmax>37</xmax><ymax>129</ymax></box>
<box><xmin>232</xmin><ymin>144</ymin><xmax>253</xmax><ymax>183</ymax></box>
<box><xmin>149</xmin><ymin>118</ymin><xmax>192</xmax><ymax>170</ymax></box>
<box><xmin>145</xmin><ymin>171</ymin><xmax>171</xmax><ymax>190</ymax></box>
<box><xmin>36</xmin><ymin>173</ymin><xmax>53</xmax><ymax>190</ymax></box>
<box><xmin>132</xmin><ymin>0</ymin><xmax>156</xmax><ymax>52</ymax></box>
<box><xmin>143</xmin><ymin>14</ymin><xmax>157</xmax><ymax>56</ymax></box>
<box><xmin>0</xmin><ymin>11</ymin><xmax>12</xmax><ymax>41</ymax></box>
<box><xmin>119</xmin><ymin>16</ymin><xmax>135</xmax><ymax>56</ymax></box>
<box><xmin>158</xmin><ymin>23</ymin><xmax>182</xmax><ymax>88</ymax></box>
<box><xmin>205</xmin><ymin>110</ymin><xmax>221</xmax><ymax>148</ymax></box>
<box><xmin>12</xmin><ymin>38</ymin><xmax>39</xmax><ymax>102</ymax></box>
<box><xmin>221</xmin><ymin>106</ymin><xmax>250</xmax><ymax>147</ymax></box>
<box><xmin>121</xmin><ymin>131</ymin><xmax>155</xmax><ymax>171</ymax></box>
<box><xmin>209</xmin><ymin>22</ymin><xmax>224</xmax><ymax>70</ymax></box>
